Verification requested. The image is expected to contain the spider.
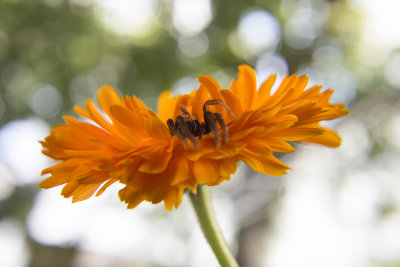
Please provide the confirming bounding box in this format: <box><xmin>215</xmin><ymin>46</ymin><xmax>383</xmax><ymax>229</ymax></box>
<box><xmin>166</xmin><ymin>100</ymin><xmax>235</xmax><ymax>149</ymax></box>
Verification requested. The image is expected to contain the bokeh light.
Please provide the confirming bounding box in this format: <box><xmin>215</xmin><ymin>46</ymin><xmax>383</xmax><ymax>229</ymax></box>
<box><xmin>0</xmin><ymin>218</ymin><xmax>30</xmax><ymax>267</ymax></box>
<box><xmin>384</xmin><ymin>52</ymin><xmax>400</xmax><ymax>89</ymax></box>
<box><xmin>281</xmin><ymin>0</ymin><xmax>329</xmax><ymax>50</ymax></box>
<box><xmin>172</xmin><ymin>76</ymin><xmax>200</xmax><ymax>95</ymax></box>
<box><xmin>358</xmin><ymin>0</ymin><xmax>400</xmax><ymax>51</ymax></box>
<box><xmin>230</xmin><ymin>9</ymin><xmax>281</xmax><ymax>59</ymax></box>
<box><xmin>69</xmin><ymin>74</ymin><xmax>99</xmax><ymax>107</ymax></box>
<box><xmin>29</xmin><ymin>84</ymin><xmax>63</xmax><ymax>118</ymax></box>
<box><xmin>95</xmin><ymin>0</ymin><xmax>159</xmax><ymax>39</ymax></box>
<box><xmin>172</xmin><ymin>0</ymin><xmax>213</xmax><ymax>37</ymax></box>
<box><xmin>178</xmin><ymin>33</ymin><xmax>210</xmax><ymax>58</ymax></box>
<box><xmin>0</xmin><ymin>118</ymin><xmax>50</xmax><ymax>184</ymax></box>
<box><xmin>0</xmin><ymin>163</ymin><xmax>15</xmax><ymax>201</ymax></box>
<box><xmin>238</xmin><ymin>10</ymin><xmax>280</xmax><ymax>54</ymax></box>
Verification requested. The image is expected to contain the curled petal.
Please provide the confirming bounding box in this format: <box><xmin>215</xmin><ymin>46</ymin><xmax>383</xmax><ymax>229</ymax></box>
<box><xmin>197</xmin><ymin>76</ymin><xmax>224</xmax><ymax>101</ymax></box>
<box><xmin>97</xmin><ymin>85</ymin><xmax>123</xmax><ymax>116</ymax></box>
<box><xmin>240</xmin><ymin>152</ymin><xmax>290</xmax><ymax>176</ymax></box>
<box><xmin>301</xmin><ymin>127</ymin><xmax>342</xmax><ymax>147</ymax></box>
<box><xmin>145</xmin><ymin>116</ymin><xmax>171</xmax><ymax>144</ymax></box>
<box><xmin>139</xmin><ymin>153</ymin><xmax>172</xmax><ymax>174</ymax></box>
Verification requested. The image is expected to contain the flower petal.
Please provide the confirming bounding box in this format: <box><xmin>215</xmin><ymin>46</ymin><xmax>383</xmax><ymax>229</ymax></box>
<box><xmin>71</xmin><ymin>183</ymin><xmax>102</xmax><ymax>202</ymax></box>
<box><xmin>157</xmin><ymin>90</ymin><xmax>176</xmax><ymax>123</ymax></box>
<box><xmin>269</xmin><ymin>127</ymin><xmax>324</xmax><ymax>141</ymax></box>
<box><xmin>164</xmin><ymin>187</ymin><xmax>184</xmax><ymax>211</ymax></box>
<box><xmin>236</xmin><ymin>64</ymin><xmax>257</xmax><ymax>109</ymax></box>
<box><xmin>197</xmin><ymin>75</ymin><xmax>223</xmax><ymax>100</ymax></box>
<box><xmin>220</xmin><ymin>89</ymin><xmax>242</xmax><ymax>118</ymax></box>
<box><xmin>139</xmin><ymin>153</ymin><xmax>172</xmax><ymax>174</ymax></box>
<box><xmin>218</xmin><ymin>158</ymin><xmax>237</xmax><ymax>178</ymax></box>
<box><xmin>39</xmin><ymin>175</ymin><xmax>69</xmax><ymax>188</ymax></box>
<box><xmin>266</xmin><ymin>138</ymin><xmax>294</xmax><ymax>152</ymax></box>
<box><xmin>85</xmin><ymin>99</ymin><xmax>113</xmax><ymax>132</ymax></box>
<box><xmin>256</xmin><ymin>74</ymin><xmax>276</xmax><ymax>108</ymax></box>
<box><xmin>96</xmin><ymin>177</ymin><xmax>118</xmax><ymax>196</ymax></box>
<box><xmin>119</xmin><ymin>187</ymin><xmax>144</xmax><ymax>209</ymax></box>
<box><xmin>97</xmin><ymin>85</ymin><xmax>123</xmax><ymax>116</ymax></box>
<box><xmin>109</xmin><ymin>105</ymin><xmax>137</xmax><ymax>126</ymax></box>
<box><xmin>301</xmin><ymin>127</ymin><xmax>342</xmax><ymax>147</ymax></box>
<box><xmin>145</xmin><ymin>116</ymin><xmax>171</xmax><ymax>144</ymax></box>
<box><xmin>240</xmin><ymin>152</ymin><xmax>290</xmax><ymax>176</ymax></box>
<box><xmin>193</xmin><ymin>159</ymin><xmax>219</xmax><ymax>185</ymax></box>
<box><xmin>170</xmin><ymin>153</ymin><xmax>193</xmax><ymax>186</ymax></box>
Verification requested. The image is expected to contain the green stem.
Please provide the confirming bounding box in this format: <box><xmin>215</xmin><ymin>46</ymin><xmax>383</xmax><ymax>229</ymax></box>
<box><xmin>189</xmin><ymin>185</ymin><xmax>239</xmax><ymax>267</ymax></box>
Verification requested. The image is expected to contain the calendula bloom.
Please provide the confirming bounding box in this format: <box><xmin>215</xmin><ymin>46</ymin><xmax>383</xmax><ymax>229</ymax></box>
<box><xmin>40</xmin><ymin>65</ymin><xmax>349</xmax><ymax>210</ymax></box>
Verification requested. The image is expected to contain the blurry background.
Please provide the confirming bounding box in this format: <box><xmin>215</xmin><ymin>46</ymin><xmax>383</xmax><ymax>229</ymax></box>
<box><xmin>0</xmin><ymin>0</ymin><xmax>399</xmax><ymax>266</ymax></box>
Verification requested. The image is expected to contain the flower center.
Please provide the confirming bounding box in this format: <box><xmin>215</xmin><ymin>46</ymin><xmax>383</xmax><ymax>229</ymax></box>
<box><xmin>166</xmin><ymin>99</ymin><xmax>234</xmax><ymax>148</ymax></box>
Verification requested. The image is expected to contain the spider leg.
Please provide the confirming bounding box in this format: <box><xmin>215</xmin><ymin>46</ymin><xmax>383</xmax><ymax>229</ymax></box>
<box><xmin>180</xmin><ymin>105</ymin><xmax>192</xmax><ymax>121</ymax></box>
<box><xmin>168</xmin><ymin>117</ymin><xmax>188</xmax><ymax>147</ymax></box>
<box><xmin>204</xmin><ymin>112</ymin><xmax>220</xmax><ymax>148</ymax></box>
<box><xmin>198</xmin><ymin>122</ymin><xmax>205</xmax><ymax>140</ymax></box>
<box><xmin>167</xmin><ymin>119</ymin><xmax>176</xmax><ymax>136</ymax></box>
<box><xmin>204</xmin><ymin>99</ymin><xmax>235</xmax><ymax>119</ymax></box>
<box><xmin>176</xmin><ymin>116</ymin><xmax>198</xmax><ymax>149</ymax></box>
<box><xmin>214</xmin><ymin>113</ymin><xmax>229</xmax><ymax>144</ymax></box>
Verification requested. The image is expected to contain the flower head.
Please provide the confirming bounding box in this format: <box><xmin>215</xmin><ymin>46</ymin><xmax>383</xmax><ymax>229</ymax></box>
<box><xmin>40</xmin><ymin>65</ymin><xmax>349</xmax><ymax>210</ymax></box>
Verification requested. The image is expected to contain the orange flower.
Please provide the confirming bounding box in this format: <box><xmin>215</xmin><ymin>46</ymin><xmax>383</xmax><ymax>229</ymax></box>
<box><xmin>39</xmin><ymin>65</ymin><xmax>349</xmax><ymax>210</ymax></box>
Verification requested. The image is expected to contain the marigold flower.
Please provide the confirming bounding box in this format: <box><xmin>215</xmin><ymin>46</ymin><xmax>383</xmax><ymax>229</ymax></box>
<box><xmin>39</xmin><ymin>65</ymin><xmax>349</xmax><ymax>210</ymax></box>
